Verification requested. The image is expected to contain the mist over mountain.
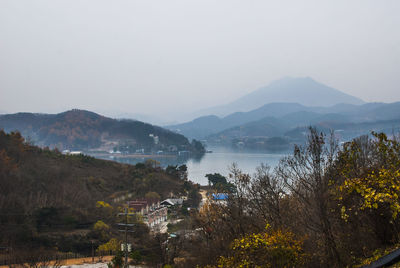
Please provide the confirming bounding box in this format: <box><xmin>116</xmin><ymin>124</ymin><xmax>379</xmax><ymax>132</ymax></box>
<box><xmin>167</xmin><ymin>100</ymin><xmax>400</xmax><ymax>152</ymax></box>
<box><xmin>168</xmin><ymin>103</ymin><xmax>311</xmax><ymax>139</ymax></box>
<box><xmin>168</xmin><ymin>102</ymin><xmax>362</xmax><ymax>140</ymax></box>
<box><xmin>195</xmin><ymin>77</ymin><xmax>365</xmax><ymax>117</ymax></box>
<box><xmin>208</xmin><ymin>102</ymin><xmax>400</xmax><ymax>150</ymax></box>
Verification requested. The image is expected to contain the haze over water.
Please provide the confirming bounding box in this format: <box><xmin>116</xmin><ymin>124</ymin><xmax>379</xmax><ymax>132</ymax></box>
<box><xmin>92</xmin><ymin>147</ymin><xmax>286</xmax><ymax>185</ymax></box>
<box><xmin>186</xmin><ymin>147</ymin><xmax>286</xmax><ymax>185</ymax></box>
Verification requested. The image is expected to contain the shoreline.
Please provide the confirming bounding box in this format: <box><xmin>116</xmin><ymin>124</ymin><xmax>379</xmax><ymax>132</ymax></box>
<box><xmin>87</xmin><ymin>153</ymin><xmax>179</xmax><ymax>159</ymax></box>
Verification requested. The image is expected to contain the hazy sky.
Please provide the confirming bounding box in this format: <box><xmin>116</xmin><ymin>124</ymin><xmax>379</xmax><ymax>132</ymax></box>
<box><xmin>1</xmin><ymin>0</ymin><xmax>399</xmax><ymax>122</ymax></box>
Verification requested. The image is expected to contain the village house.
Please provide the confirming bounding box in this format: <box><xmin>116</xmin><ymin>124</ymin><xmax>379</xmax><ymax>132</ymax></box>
<box><xmin>128</xmin><ymin>200</ymin><xmax>168</xmax><ymax>228</ymax></box>
<box><xmin>160</xmin><ymin>198</ymin><xmax>184</xmax><ymax>207</ymax></box>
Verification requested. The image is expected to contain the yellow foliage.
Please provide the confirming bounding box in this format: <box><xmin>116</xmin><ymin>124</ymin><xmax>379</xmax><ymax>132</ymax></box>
<box><xmin>93</xmin><ymin>220</ymin><xmax>111</xmax><ymax>240</ymax></box>
<box><xmin>355</xmin><ymin>244</ymin><xmax>400</xmax><ymax>267</ymax></box>
<box><xmin>213</xmin><ymin>226</ymin><xmax>305</xmax><ymax>268</ymax></box>
<box><xmin>97</xmin><ymin>238</ymin><xmax>120</xmax><ymax>253</ymax></box>
<box><xmin>96</xmin><ymin>201</ymin><xmax>112</xmax><ymax>209</ymax></box>
<box><xmin>338</xmin><ymin>133</ymin><xmax>400</xmax><ymax>220</ymax></box>
<box><xmin>94</xmin><ymin>220</ymin><xmax>110</xmax><ymax>231</ymax></box>
<box><xmin>341</xmin><ymin>167</ymin><xmax>400</xmax><ymax>219</ymax></box>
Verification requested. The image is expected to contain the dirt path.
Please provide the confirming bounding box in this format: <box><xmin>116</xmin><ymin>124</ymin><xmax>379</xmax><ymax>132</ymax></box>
<box><xmin>61</xmin><ymin>256</ymin><xmax>113</xmax><ymax>265</ymax></box>
<box><xmin>0</xmin><ymin>256</ymin><xmax>113</xmax><ymax>268</ymax></box>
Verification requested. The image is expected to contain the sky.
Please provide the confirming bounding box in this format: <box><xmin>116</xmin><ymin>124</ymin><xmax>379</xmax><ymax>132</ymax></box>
<box><xmin>0</xmin><ymin>0</ymin><xmax>399</xmax><ymax>123</ymax></box>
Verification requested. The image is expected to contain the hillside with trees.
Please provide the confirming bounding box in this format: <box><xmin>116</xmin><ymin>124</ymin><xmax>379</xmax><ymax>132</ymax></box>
<box><xmin>152</xmin><ymin>129</ymin><xmax>400</xmax><ymax>267</ymax></box>
<box><xmin>0</xmin><ymin>109</ymin><xmax>205</xmax><ymax>155</ymax></box>
<box><xmin>0</xmin><ymin>130</ymin><xmax>200</xmax><ymax>265</ymax></box>
<box><xmin>2</xmin><ymin>127</ymin><xmax>400</xmax><ymax>267</ymax></box>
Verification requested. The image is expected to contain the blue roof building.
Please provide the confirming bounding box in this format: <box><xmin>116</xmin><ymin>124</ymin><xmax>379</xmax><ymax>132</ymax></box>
<box><xmin>212</xmin><ymin>193</ymin><xmax>228</xmax><ymax>200</ymax></box>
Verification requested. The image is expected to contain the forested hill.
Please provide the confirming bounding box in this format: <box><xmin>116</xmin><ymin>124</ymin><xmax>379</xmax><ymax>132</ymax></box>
<box><xmin>0</xmin><ymin>130</ymin><xmax>200</xmax><ymax>259</ymax></box>
<box><xmin>0</xmin><ymin>109</ymin><xmax>204</xmax><ymax>153</ymax></box>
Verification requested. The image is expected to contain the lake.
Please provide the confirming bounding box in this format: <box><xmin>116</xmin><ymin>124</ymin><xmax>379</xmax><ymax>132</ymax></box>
<box><xmin>90</xmin><ymin>147</ymin><xmax>288</xmax><ymax>185</ymax></box>
<box><xmin>186</xmin><ymin>147</ymin><xmax>287</xmax><ymax>185</ymax></box>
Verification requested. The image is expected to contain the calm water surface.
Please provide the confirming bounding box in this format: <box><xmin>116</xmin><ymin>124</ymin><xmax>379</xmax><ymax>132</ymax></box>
<box><xmin>186</xmin><ymin>147</ymin><xmax>287</xmax><ymax>185</ymax></box>
<box><xmin>92</xmin><ymin>147</ymin><xmax>287</xmax><ymax>185</ymax></box>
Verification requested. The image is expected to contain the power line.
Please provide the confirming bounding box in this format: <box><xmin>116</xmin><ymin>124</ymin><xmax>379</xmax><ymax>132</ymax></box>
<box><xmin>117</xmin><ymin>207</ymin><xmax>135</xmax><ymax>268</ymax></box>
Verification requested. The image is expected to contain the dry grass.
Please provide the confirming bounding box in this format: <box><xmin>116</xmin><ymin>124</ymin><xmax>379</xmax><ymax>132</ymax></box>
<box><xmin>0</xmin><ymin>256</ymin><xmax>113</xmax><ymax>268</ymax></box>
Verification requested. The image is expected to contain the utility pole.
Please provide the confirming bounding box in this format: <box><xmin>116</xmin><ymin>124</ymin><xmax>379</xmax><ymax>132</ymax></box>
<box><xmin>91</xmin><ymin>240</ymin><xmax>94</xmax><ymax>263</ymax></box>
<box><xmin>117</xmin><ymin>206</ymin><xmax>135</xmax><ymax>268</ymax></box>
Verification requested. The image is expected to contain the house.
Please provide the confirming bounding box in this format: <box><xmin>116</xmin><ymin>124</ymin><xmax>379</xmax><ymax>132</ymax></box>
<box><xmin>147</xmin><ymin>207</ymin><xmax>168</xmax><ymax>227</ymax></box>
<box><xmin>128</xmin><ymin>200</ymin><xmax>167</xmax><ymax>228</ymax></box>
<box><xmin>128</xmin><ymin>200</ymin><xmax>150</xmax><ymax>214</ymax></box>
<box><xmin>149</xmin><ymin>134</ymin><xmax>159</xmax><ymax>145</ymax></box>
<box><xmin>160</xmin><ymin>198</ymin><xmax>184</xmax><ymax>207</ymax></box>
<box><xmin>212</xmin><ymin>193</ymin><xmax>228</xmax><ymax>201</ymax></box>
<box><xmin>210</xmin><ymin>193</ymin><xmax>229</xmax><ymax>206</ymax></box>
<box><xmin>135</xmin><ymin>148</ymin><xmax>145</xmax><ymax>154</ymax></box>
<box><xmin>168</xmin><ymin>145</ymin><xmax>178</xmax><ymax>152</ymax></box>
<box><xmin>62</xmin><ymin>150</ymin><xmax>83</xmax><ymax>155</ymax></box>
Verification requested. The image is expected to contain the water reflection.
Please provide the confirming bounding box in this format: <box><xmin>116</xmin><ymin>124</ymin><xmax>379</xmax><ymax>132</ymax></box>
<box><xmin>186</xmin><ymin>147</ymin><xmax>287</xmax><ymax>185</ymax></box>
<box><xmin>91</xmin><ymin>153</ymin><xmax>196</xmax><ymax>167</ymax></box>
<box><xmin>90</xmin><ymin>147</ymin><xmax>287</xmax><ymax>185</ymax></box>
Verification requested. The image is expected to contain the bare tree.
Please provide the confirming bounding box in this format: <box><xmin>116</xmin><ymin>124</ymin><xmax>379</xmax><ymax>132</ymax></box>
<box><xmin>245</xmin><ymin>163</ymin><xmax>286</xmax><ymax>229</ymax></box>
<box><xmin>276</xmin><ymin>127</ymin><xmax>341</xmax><ymax>266</ymax></box>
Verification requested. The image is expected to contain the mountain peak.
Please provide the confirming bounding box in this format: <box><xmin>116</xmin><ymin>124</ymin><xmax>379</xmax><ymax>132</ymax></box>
<box><xmin>58</xmin><ymin>109</ymin><xmax>105</xmax><ymax>121</ymax></box>
<box><xmin>269</xmin><ymin>76</ymin><xmax>334</xmax><ymax>90</ymax></box>
<box><xmin>250</xmin><ymin>76</ymin><xmax>364</xmax><ymax>106</ymax></box>
<box><xmin>197</xmin><ymin>77</ymin><xmax>364</xmax><ymax>117</ymax></box>
<box><xmin>271</xmin><ymin>76</ymin><xmax>313</xmax><ymax>83</ymax></box>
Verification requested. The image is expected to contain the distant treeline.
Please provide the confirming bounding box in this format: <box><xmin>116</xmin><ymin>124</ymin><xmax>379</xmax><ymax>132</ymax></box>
<box><xmin>0</xmin><ymin>109</ymin><xmax>205</xmax><ymax>154</ymax></box>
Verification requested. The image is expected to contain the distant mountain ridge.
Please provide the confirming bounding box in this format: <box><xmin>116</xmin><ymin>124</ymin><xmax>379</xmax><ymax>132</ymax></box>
<box><xmin>168</xmin><ymin>103</ymin><xmax>313</xmax><ymax>139</ymax></box>
<box><xmin>195</xmin><ymin>77</ymin><xmax>364</xmax><ymax>117</ymax></box>
<box><xmin>167</xmin><ymin>101</ymin><xmax>400</xmax><ymax>151</ymax></box>
<box><xmin>205</xmin><ymin>102</ymin><xmax>400</xmax><ymax>150</ymax></box>
<box><xmin>0</xmin><ymin>109</ymin><xmax>204</xmax><ymax>153</ymax></box>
